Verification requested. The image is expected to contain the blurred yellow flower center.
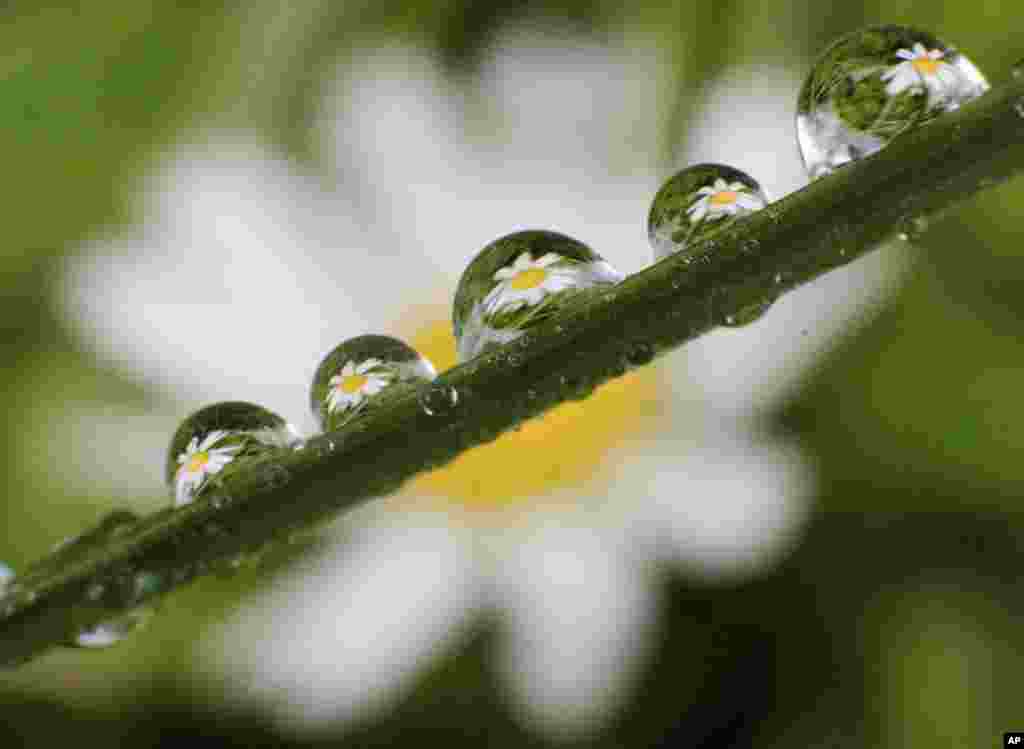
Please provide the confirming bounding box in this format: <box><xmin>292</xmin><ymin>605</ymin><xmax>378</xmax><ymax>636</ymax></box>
<box><xmin>912</xmin><ymin>56</ymin><xmax>940</xmax><ymax>76</ymax></box>
<box><xmin>338</xmin><ymin>374</ymin><xmax>367</xmax><ymax>394</ymax></box>
<box><xmin>510</xmin><ymin>268</ymin><xmax>548</xmax><ymax>291</ymax></box>
<box><xmin>401</xmin><ymin>315</ymin><xmax>663</xmax><ymax>517</ymax></box>
<box><xmin>710</xmin><ymin>191</ymin><xmax>738</xmax><ymax>206</ymax></box>
<box><xmin>185</xmin><ymin>453</ymin><xmax>208</xmax><ymax>473</ymax></box>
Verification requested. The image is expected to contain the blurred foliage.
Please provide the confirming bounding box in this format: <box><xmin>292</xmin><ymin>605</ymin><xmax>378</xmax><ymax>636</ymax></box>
<box><xmin>1</xmin><ymin>0</ymin><xmax>1023</xmax><ymax>746</ymax></box>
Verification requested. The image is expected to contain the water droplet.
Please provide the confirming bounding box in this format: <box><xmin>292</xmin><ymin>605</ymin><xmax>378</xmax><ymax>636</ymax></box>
<box><xmin>310</xmin><ymin>334</ymin><xmax>436</xmax><ymax>432</ymax></box>
<box><xmin>797</xmin><ymin>25</ymin><xmax>989</xmax><ymax>179</ymax></box>
<box><xmin>624</xmin><ymin>342</ymin><xmax>655</xmax><ymax>368</ymax></box>
<box><xmin>1015</xmin><ymin>98</ymin><xmax>1024</xmax><ymax>118</ymax></box>
<box><xmin>648</xmin><ymin>163</ymin><xmax>769</xmax><ymax>262</ymax></box>
<box><xmin>722</xmin><ymin>299</ymin><xmax>775</xmax><ymax>328</ymax></box>
<box><xmin>773</xmin><ymin>272</ymin><xmax>785</xmax><ymax>284</ymax></box>
<box><xmin>70</xmin><ymin>607</ymin><xmax>153</xmax><ymax>649</ymax></box>
<box><xmin>418</xmin><ymin>383</ymin><xmax>459</xmax><ymax>416</ymax></box>
<box><xmin>259</xmin><ymin>464</ymin><xmax>290</xmax><ymax>490</ymax></box>
<box><xmin>1012</xmin><ymin>59</ymin><xmax>1024</xmax><ymax>79</ymax></box>
<box><xmin>167</xmin><ymin>402</ymin><xmax>300</xmax><ymax>508</ymax></box>
<box><xmin>85</xmin><ymin>583</ymin><xmax>105</xmax><ymax>601</ymax></box>
<box><xmin>898</xmin><ymin>215</ymin><xmax>930</xmax><ymax>242</ymax></box>
<box><xmin>452</xmin><ymin>230</ymin><xmax>623</xmax><ymax>362</ymax></box>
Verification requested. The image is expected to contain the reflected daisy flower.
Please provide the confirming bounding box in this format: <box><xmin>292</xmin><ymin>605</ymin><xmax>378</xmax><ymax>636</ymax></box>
<box><xmin>687</xmin><ymin>178</ymin><xmax>765</xmax><ymax>223</ymax></box>
<box><xmin>484</xmin><ymin>252</ymin><xmax>574</xmax><ymax>315</ymax></box>
<box><xmin>326</xmin><ymin>359</ymin><xmax>394</xmax><ymax>414</ymax></box>
<box><xmin>174</xmin><ymin>430</ymin><xmax>240</xmax><ymax>507</ymax></box>
<box><xmin>881</xmin><ymin>43</ymin><xmax>973</xmax><ymax>109</ymax></box>
<box><xmin>61</xmin><ymin>31</ymin><xmax>907</xmax><ymax>741</ymax></box>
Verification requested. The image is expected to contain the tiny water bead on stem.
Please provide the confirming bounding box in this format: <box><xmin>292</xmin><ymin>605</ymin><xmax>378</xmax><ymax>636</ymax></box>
<box><xmin>648</xmin><ymin>164</ymin><xmax>768</xmax><ymax>262</ymax></box>
<box><xmin>453</xmin><ymin>229</ymin><xmax>624</xmax><ymax>362</ymax></box>
<box><xmin>310</xmin><ymin>335</ymin><xmax>437</xmax><ymax>432</ymax></box>
<box><xmin>166</xmin><ymin>402</ymin><xmax>300</xmax><ymax>508</ymax></box>
<box><xmin>50</xmin><ymin>510</ymin><xmax>164</xmax><ymax>649</ymax></box>
<box><xmin>797</xmin><ymin>25</ymin><xmax>989</xmax><ymax>179</ymax></box>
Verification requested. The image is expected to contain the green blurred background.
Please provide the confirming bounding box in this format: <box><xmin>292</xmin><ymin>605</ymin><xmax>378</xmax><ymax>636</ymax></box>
<box><xmin>2</xmin><ymin>1</ymin><xmax>1023</xmax><ymax>746</ymax></box>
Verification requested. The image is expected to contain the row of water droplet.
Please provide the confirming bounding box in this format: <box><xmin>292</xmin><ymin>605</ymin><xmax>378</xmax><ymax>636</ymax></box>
<box><xmin>0</xmin><ymin>24</ymin><xmax>995</xmax><ymax>650</ymax></box>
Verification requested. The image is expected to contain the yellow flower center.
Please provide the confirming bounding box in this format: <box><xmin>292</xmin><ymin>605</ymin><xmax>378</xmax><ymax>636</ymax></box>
<box><xmin>185</xmin><ymin>452</ymin><xmax>208</xmax><ymax>474</ymax></box>
<box><xmin>912</xmin><ymin>56</ymin><xmax>940</xmax><ymax>76</ymax></box>
<box><xmin>710</xmin><ymin>191</ymin><xmax>738</xmax><ymax>206</ymax></box>
<box><xmin>338</xmin><ymin>373</ymin><xmax>368</xmax><ymax>394</ymax></box>
<box><xmin>510</xmin><ymin>268</ymin><xmax>548</xmax><ymax>291</ymax></box>
<box><xmin>398</xmin><ymin>315</ymin><xmax>665</xmax><ymax>521</ymax></box>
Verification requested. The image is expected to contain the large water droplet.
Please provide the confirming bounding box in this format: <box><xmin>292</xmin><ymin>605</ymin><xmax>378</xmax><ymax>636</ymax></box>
<box><xmin>310</xmin><ymin>335</ymin><xmax>436</xmax><ymax>432</ymax></box>
<box><xmin>797</xmin><ymin>25</ymin><xmax>989</xmax><ymax>179</ymax></box>
<box><xmin>167</xmin><ymin>402</ymin><xmax>300</xmax><ymax>508</ymax></box>
<box><xmin>648</xmin><ymin>163</ymin><xmax>769</xmax><ymax>262</ymax></box>
<box><xmin>452</xmin><ymin>230</ymin><xmax>623</xmax><ymax>362</ymax></box>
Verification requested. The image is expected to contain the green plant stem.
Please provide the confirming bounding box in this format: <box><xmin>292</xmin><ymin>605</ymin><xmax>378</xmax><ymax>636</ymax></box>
<box><xmin>2</xmin><ymin>73</ymin><xmax>1024</xmax><ymax>667</ymax></box>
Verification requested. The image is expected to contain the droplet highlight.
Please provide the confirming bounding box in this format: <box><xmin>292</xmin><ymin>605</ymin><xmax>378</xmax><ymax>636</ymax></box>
<box><xmin>797</xmin><ymin>25</ymin><xmax>989</xmax><ymax>179</ymax></box>
<box><xmin>310</xmin><ymin>334</ymin><xmax>436</xmax><ymax>432</ymax></box>
<box><xmin>71</xmin><ymin>608</ymin><xmax>153</xmax><ymax>649</ymax></box>
<box><xmin>648</xmin><ymin>163</ymin><xmax>769</xmax><ymax>262</ymax></box>
<box><xmin>452</xmin><ymin>230</ymin><xmax>623</xmax><ymax>362</ymax></box>
<box><xmin>166</xmin><ymin>402</ymin><xmax>300</xmax><ymax>508</ymax></box>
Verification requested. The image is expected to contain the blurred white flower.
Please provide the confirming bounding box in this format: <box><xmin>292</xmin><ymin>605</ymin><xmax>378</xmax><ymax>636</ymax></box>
<box><xmin>60</xmin><ymin>28</ymin><xmax>907</xmax><ymax>741</ymax></box>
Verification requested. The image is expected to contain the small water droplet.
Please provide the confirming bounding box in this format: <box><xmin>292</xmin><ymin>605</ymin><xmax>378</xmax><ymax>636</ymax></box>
<box><xmin>1012</xmin><ymin>59</ymin><xmax>1024</xmax><ymax>79</ymax></box>
<box><xmin>1015</xmin><ymin>98</ymin><xmax>1024</xmax><ymax>118</ymax></box>
<box><xmin>797</xmin><ymin>26</ymin><xmax>989</xmax><ymax>179</ymax></box>
<box><xmin>625</xmin><ymin>342</ymin><xmax>655</xmax><ymax>368</ymax></box>
<box><xmin>260</xmin><ymin>464</ymin><xmax>290</xmax><ymax>490</ymax></box>
<box><xmin>722</xmin><ymin>299</ymin><xmax>775</xmax><ymax>327</ymax></box>
<box><xmin>419</xmin><ymin>383</ymin><xmax>460</xmax><ymax>416</ymax></box>
<box><xmin>648</xmin><ymin>164</ymin><xmax>769</xmax><ymax>261</ymax></box>
<box><xmin>773</xmin><ymin>272</ymin><xmax>784</xmax><ymax>284</ymax></box>
<box><xmin>86</xmin><ymin>583</ymin><xmax>105</xmax><ymax>601</ymax></box>
<box><xmin>898</xmin><ymin>215</ymin><xmax>930</xmax><ymax>242</ymax></box>
<box><xmin>453</xmin><ymin>230</ymin><xmax>622</xmax><ymax>362</ymax></box>
<box><xmin>70</xmin><ymin>607</ymin><xmax>153</xmax><ymax>650</ymax></box>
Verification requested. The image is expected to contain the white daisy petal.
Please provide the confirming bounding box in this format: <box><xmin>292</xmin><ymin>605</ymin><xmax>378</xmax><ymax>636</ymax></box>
<box><xmin>197</xmin><ymin>430</ymin><xmax>229</xmax><ymax>453</ymax></box>
<box><xmin>208</xmin><ymin>520</ymin><xmax>480</xmax><ymax>729</ymax></box>
<box><xmin>688</xmin><ymin>200</ymin><xmax>709</xmax><ymax>223</ymax></box>
<box><xmin>494</xmin><ymin>523</ymin><xmax>656</xmax><ymax>738</ymax></box>
<box><xmin>512</xmin><ymin>252</ymin><xmax>534</xmax><ymax>270</ymax></box>
<box><xmin>534</xmin><ymin>253</ymin><xmax>562</xmax><ymax>268</ymax></box>
<box><xmin>362</xmin><ymin>378</ymin><xmax>387</xmax><ymax>396</ymax></box>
